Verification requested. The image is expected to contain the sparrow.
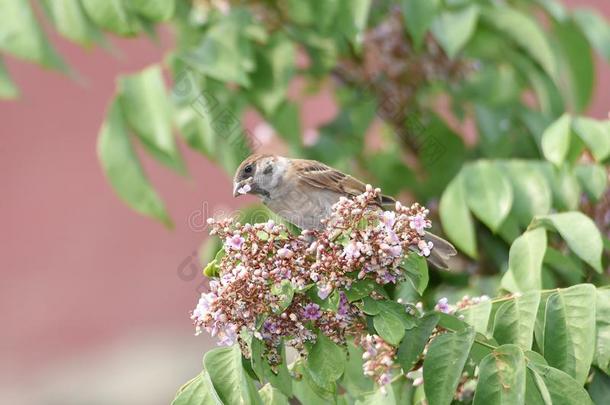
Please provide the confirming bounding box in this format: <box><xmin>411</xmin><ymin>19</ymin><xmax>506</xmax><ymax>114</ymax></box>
<box><xmin>232</xmin><ymin>154</ymin><xmax>456</xmax><ymax>268</ymax></box>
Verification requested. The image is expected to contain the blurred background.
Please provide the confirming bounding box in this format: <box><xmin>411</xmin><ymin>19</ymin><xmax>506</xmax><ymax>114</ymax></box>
<box><xmin>1</xmin><ymin>1</ymin><xmax>609</xmax><ymax>404</ymax></box>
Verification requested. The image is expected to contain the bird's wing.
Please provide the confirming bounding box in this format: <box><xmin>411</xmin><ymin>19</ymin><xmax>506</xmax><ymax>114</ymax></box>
<box><xmin>291</xmin><ymin>159</ymin><xmax>369</xmax><ymax>198</ymax></box>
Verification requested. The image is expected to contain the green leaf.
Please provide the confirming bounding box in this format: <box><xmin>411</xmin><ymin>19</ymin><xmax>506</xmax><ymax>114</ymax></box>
<box><xmin>482</xmin><ymin>5</ymin><xmax>557</xmax><ymax>80</ymax></box>
<box><xmin>423</xmin><ymin>328</ymin><xmax>476</xmax><ymax>405</ymax></box>
<box><xmin>589</xmin><ymin>368</ymin><xmax>610</xmax><ymax>405</ymax></box>
<box><xmin>291</xmin><ymin>360</ymin><xmax>335</xmax><ymax>403</ymax></box>
<box><xmin>258</xmin><ymin>384</ymin><xmax>288</xmax><ymax>405</ymax></box>
<box><xmin>575</xmin><ymin>164</ymin><xmax>608</xmax><ymax>202</ymax></box>
<box><xmin>572</xmin><ymin>117</ymin><xmax>610</xmax><ymax>162</ymax></box>
<box><xmin>397</xmin><ymin>313</ymin><xmax>439</xmax><ymax>372</ymax></box>
<box><xmin>401</xmin><ymin>254</ymin><xmax>429</xmax><ymax>295</ymax></box>
<box><xmin>81</xmin><ymin>0</ymin><xmax>140</xmax><ymax>36</ymax></box>
<box><xmin>345</xmin><ymin>279</ymin><xmax>376</xmax><ymax>302</ymax></box>
<box><xmin>249</xmin><ymin>33</ymin><xmax>295</xmax><ymax>115</ymax></box>
<box><xmin>541</xmin><ymin>114</ymin><xmax>572</xmax><ymax>167</ymax></box>
<box><xmin>369</xmin><ymin>300</ymin><xmax>415</xmax><ymax>345</ymax></box>
<box><xmin>437</xmin><ymin>312</ymin><xmax>471</xmax><ymax>333</ymax></box>
<box><xmin>573</xmin><ymin>9</ymin><xmax>610</xmax><ymax>61</ymax></box>
<box><xmin>439</xmin><ymin>173</ymin><xmax>477</xmax><ymax>258</ymax></box>
<box><xmin>203</xmin><ymin>259</ymin><xmax>218</xmax><ymax>278</ymax></box>
<box><xmin>130</xmin><ymin>0</ymin><xmax>175</xmax><ymax>21</ymax></box>
<box><xmin>594</xmin><ymin>288</ymin><xmax>610</xmax><ymax>374</ymax></box>
<box><xmin>118</xmin><ymin>64</ymin><xmax>186</xmax><ymax>174</ymax></box>
<box><xmin>268</xmin><ymin>102</ymin><xmax>302</xmax><ymax>152</ymax></box>
<box><xmin>527</xmin><ymin>362</ymin><xmax>594</xmax><ymax>405</ymax></box>
<box><xmin>270</xmin><ymin>280</ymin><xmax>295</xmax><ymax>313</ymax></box>
<box><xmin>183</xmin><ymin>11</ymin><xmax>254</xmax><ymax>87</ymax></box>
<box><xmin>336</xmin><ymin>0</ymin><xmax>372</xmax><ymax>45</ymax></box>
<box><xmin>250</xmin><ymin>339</ymin><xmax>293</xmax><ymax>397</ymax></box>
<box><xmin>204</xmin><ymin>345</ymin><xmax>262</xmax><ymax>405</ymax></box>
<box><xmin>171</xmin><ymin>372</ymin><xmax>223</xmax><ymax>405</ymax></box>
<box><xmin>0</xmin><ymin>0</ymin><xmax>65</xmax><ymax>69</ymax></box>
<box><xmin>464</xmin><ymin>160</ymin><xmax>514</xmax><ymax>232</ymax></box>
<box><xmin>457</xmin><ymin>300</ymin><xmax>492</xmax><ymax>335</ymax></box>
<box><xmin>361</xmin><ymin>297</ymin><xmax>381</xmax><ymax>315</ymax></box>
<box><xmin>503</xmin><ymin>161</ymin><xmax>552</xmax><ymax>227</ymax></box>
<box><xmin>400</xmin><ymin>0</ymin><xmax>440</xmax><ymax>48</ymax></box>
<box><xmin>543</xmin><ymin>247</ymin><xmax>584</xmax><ymax>286</ymax></box>
<box><xmin>501</xmin><ymin>228</ymin><xmax>547</xmax><ymax>292</ymax></box>
<box><xmin>44</xmin><ymin>0</ymin><xmax>103</xmax><ymax>46</ymax></box>
<box><xmin>0</xmin><ymin>57</ymin><xmax>18</xmax><ymax>99</ymax></box>
<box><xmin>493</xmin><ymin>291</ymin><xmax>541</xmax><ymax>350</ymax></box>
<box><xmin>355</xmin><ymin>385</ymin><xmax>397</xmax><ymax>405</ymax></box>
<box><xmin>551</xmin><ymin>19</ymin><xmax>594</xmax><ymax>112</ymax></box>
<box><xmin>534</xmin><ymin>212</ymin><xmax>603</xmax><ymax>272</ymax></box>
<box><xmin>539</xmin><ymin>164</ymin><xmax>581</xmax><ymax>211</ymax></box>
<box><xmin>525</xmin><ymin>367</ymin><xmax>552</xmax><ymax>405</ymax></box>
<box><xmin>373</xmin><ymin>311</ymin><xmax>407</xmax><ymax>346</ymax></box>
<box><xmin>431</xmin><ymin>5</ymin><xmax>479</xmax><ymax>58</ymax></box>
<box><xmin>342</xmin><ymin>338</ymin><xmax>374</xmax><ymax>397</ymax></box>
<box><xmin>307</xmin><ymin>333</ymin><xmax>346</xmax><ymax>388</ymax></box>
<box><xmin>536</xmin><ymin>0</ymin><xmax>568</xmax><ymax>21</ymax></box>
<box><xmin>542</xmin><ymin>284</ymin><xmax>597</xmax><ymax>384</ymax></box>
<box><xmin>473</xmin><ymin>344</ymin><xmax>526</xmax><ymax>405</ymax></box>
<box><xmin>175</xmin><ymin>106</ymin><xmax>216</xmax><ymax>158</ymax></box>
<box><xmin>97</xmin><ymin>100</ymin><xmax>172</xmax><ymax>226</ymax></box>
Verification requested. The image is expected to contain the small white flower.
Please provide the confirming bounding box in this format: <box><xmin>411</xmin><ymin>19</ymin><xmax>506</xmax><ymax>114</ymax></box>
<box><xmin>317</xmin><ymin>284</ymin><xmax>332</xmax><ymax>300</ymax></box>
<box><xmin>225</xmin><ymin>234</ymin><xmax>245</xmax><ymax>250</ymax></box>
<box><xmin>409</xmin><ymin>214</ymin><xmax>428</xmax><ymax>235</ymax></box>
<box><xmin>381</xmin><ymin>211</ymin><xmax>396</xmax><ymax>229</ymax></box>
<box><xmin>417</xmin><ymin>240</ymin><xmax>433</xmax><ymax>257</ymax></box>
<box><xmin>343</xmin><ymin>241</ymin><xmax>362</xmax><ymax>260</ymax></box>
<box><xmin>278</xmin><ymin>247</ymin><xmax>294</xmax><ymax>258</ymax></box>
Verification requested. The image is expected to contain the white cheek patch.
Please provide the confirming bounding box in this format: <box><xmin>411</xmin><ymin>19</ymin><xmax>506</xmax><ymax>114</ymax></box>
<box><xmin>237</xmin><ymin>184</ymin><xmax>251</xmax><ymax>195</ymax></box>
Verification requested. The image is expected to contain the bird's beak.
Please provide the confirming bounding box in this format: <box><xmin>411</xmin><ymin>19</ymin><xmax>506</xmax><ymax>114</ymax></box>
<box><xmin>233</xmin><ymin>179</ymin><xmax>252</xmax><ymax>197</ymax></box>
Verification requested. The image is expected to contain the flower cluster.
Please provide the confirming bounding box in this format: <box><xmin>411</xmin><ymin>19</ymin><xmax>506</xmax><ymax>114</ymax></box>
<box><xmin>360</xmin><ymin>334</ymin><xmax>397</xmax><ymax>389</ymax></box>
<box><xmin>307</xmin><ymin>186</ymin><xmax>432</xmax><ymax>293</ymax></box>
<box><xmin>191</xmin><ymin>187</ymin><xmax>434</xmax><ymax>373</ymax></box>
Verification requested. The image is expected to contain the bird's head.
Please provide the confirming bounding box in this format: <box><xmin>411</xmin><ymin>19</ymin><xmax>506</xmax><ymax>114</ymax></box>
<box><xmin>232</xmin><ymin>154</ymin><xmax>286</xmax><ymax>198</ymax></box>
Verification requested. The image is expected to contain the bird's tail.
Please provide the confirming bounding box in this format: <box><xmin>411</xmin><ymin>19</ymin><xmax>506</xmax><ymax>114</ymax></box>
<box><xmin>424</xmin><ymin>231</ymin><xmax>457</xmax><ymax>269</ymax></box>
<box><xmin>378</xmin><ymin>194</ymin><xmax>456</xmax><ymax>268</ymax></box>
<box><xmin>380</xmin><ymin>194</ymin><xmax>396</xmax><ymax>207</ymax></box>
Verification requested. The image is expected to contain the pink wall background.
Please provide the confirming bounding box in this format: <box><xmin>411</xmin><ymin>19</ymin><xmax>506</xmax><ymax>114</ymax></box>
<box><xmin>1</xmin><ymin>1</ymin><xmax>608</xmax><ymax>403</ymax></box>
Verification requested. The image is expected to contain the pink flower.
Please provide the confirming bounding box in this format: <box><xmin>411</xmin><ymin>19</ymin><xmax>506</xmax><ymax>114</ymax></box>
<box><xmin>418</xmin><ymin>240</ymin><xmax>433</xmax><ymax>257</ymax></box>
<box><xmin>380</xmin><ymin>270</ymin><xmax>397</xmax><ymax>284</ymax></box>
<box><xmin>192</xmin><ymin>292</ymin><xmax>217</xmax><ymax>320</ymax></box>
<box><xmin>337</xmin><ymin>292</ymin><xmax>349</xmax><ymax>317</ymax></box>
<box><xmin>343</xmin><ymin>241</ymin><xmax>362</xmax><ymax>260</ymax></box>
<box><xmin>409</xmin><ymin>214</ymin><xmax>427</xmax><ymax>235</ymax></box>
<box><xmin>278</xmin><ymin>247</ymin><xmax>293</xmax><ymax>258</ymax></box>
<box><xmin>381</xmin><ymin>211</ymin><xmax>396</xmax><ymax>228</ymax></box>
<box><xmin>225</xmin><ymin>234</ymin><xmax>245</xmax><ymax>250</ymax></box>
<box><xmin>435</xmin><ymin>297</ymin><xmax>452</xmax><ymax>314</ymax></box>
<box><xmin>382</xmin><ymin>243</ymin><xmax>402</xmax><ymax>258</ymax></box>
<box><xmin>379</xmin><ymin>372</ymin><xmax>392</xmax><ymax>386</ymax></box>
<box><xmin>302</xmin><ymin>303</ymin><xmax>322</xmax><ymax>320</ymax></box>
<box><xmin>217</xmin><ymin>324</ymin><xmax>238</xmax><ymax>346</ymax></box>
<box><xmin>317</xmin><ymin>284</ymin><xmax>332</xmax><ymax>300</ymax></box>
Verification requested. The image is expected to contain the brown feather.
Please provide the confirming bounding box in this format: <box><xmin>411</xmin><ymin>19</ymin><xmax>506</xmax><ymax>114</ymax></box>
<box><xmin>290</xmin><ymin>159</ymin><xmax>394</xmax><ymax>206</ymax></box>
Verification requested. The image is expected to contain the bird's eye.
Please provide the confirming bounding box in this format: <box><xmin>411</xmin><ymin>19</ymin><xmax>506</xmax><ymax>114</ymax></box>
<box><xmin>244</xmin><ymin>165</ymin><xmax>253</xmax><ymax>174</ymax></box>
